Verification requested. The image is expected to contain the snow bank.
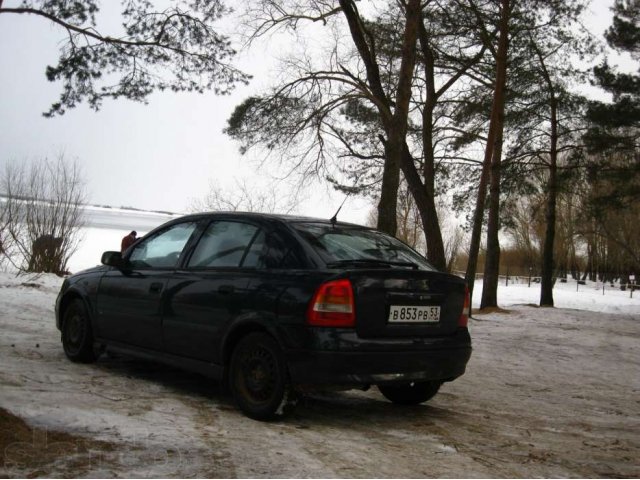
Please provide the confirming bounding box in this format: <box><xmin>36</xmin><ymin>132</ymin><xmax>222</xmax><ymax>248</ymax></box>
<box><xmin>472</xmin><ymin>278</ymin><xmax>640</xmax><ymax>315</ymax></box>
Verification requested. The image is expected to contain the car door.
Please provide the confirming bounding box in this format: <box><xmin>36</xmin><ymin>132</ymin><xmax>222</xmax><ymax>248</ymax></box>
<box><xmin>243</xmin><ymin>228</ymin><xmax>311</xmax><ymax>328</ymax></box>
<box><xmin>162</xmin><ymin>220</ymin><xmax>264</xmax><ymax>362</ymax></box>
<box><xmin>95</xmin><ymin>221</ymin><xmax>200</xmax><ymax>350</ymax></box>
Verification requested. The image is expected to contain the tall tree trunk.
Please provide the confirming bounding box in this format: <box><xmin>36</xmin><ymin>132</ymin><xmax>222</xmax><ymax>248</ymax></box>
<box><xmin>479</xmin><ymin>0</ymin><xmax>510</xmax><ymax>309</ymax></box>
<box><xmin>410</xmin><ymin>17</ymin><xmax>488</xmax><ymax>271</ymax></box>
<box><xmin>418</xmin><ymin>101</ymin><xmax>447</xmax><ymax>270</ymax></box>
<box><xmin>480</xmin><ymin>127</ymin><xmax>505</xmax><ymax>308</ymax></box>
<box><xmin>466</xmin><ymin>0</ymin><xmax>511</xmax><ymax>307</ymax></box>
<box><xmin>379</xmin><ymin>0</ymin><xmax>421</xmax><ymax>235</ymax></box>
<box><xmin>339</xmin><ymin>0</ymin><xmax>421</xmax><ymax>236</ymax></box>
<box><xmin>465</xmin><ymin>160</ymin><xmax>490</xmax><ymax>297</ymax></box>
<box><xmin>377</xmin><ymin>140</ymin><xmax>402</xmax><ymax>235</ymax></box>
<box><xmin>418</xmin><ymin>21</ymin><xmax>447</xmax><ymax>270</ymax></box>
<box><xmin>400</xmin><ymin>145</ymin><xmax>446</xmax><ymax>270</ymax></box>
<box><xmin>538</xmin><ymin>56</ymin><xmax>559</xmax><ymax>306</ymax></box>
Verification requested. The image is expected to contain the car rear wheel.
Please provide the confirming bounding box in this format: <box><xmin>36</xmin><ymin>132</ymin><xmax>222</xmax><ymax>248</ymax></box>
<box><xmin>61</xmin><ymin>299</ymin><xmax>96</xmax><ymax>363</ymax></box>
<box><xmin>378</xmin><ymin>381</ymin><xmax>441</xmax><ymax>405</ymax></box>
<box><xmin>229</xmin><ymin>332</ymin><xmax>295</xmax><ymax>420</ymax></box>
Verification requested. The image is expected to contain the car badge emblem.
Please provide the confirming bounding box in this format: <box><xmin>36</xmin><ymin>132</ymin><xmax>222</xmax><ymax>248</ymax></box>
<box><xmin>417</xmin><ymin>279</ymin><xmax>430</xmax><ymax>291</ymax></box>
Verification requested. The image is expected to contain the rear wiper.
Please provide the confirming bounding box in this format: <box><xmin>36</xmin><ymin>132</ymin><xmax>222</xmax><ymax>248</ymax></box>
<box><xmin>326</xmin><ymin>259</ymin><xmax>419</xmax><ymax>269</ymax></box>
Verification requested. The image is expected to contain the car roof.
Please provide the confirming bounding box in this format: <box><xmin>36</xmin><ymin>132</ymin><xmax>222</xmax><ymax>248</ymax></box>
<box><xmin>174</xmin><ymin>211</ymin><xmax>367</xmax><ymax>229</ymax></box>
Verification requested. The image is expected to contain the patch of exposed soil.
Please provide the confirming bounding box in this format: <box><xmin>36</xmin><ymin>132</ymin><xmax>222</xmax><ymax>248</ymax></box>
<box><xmin>0</xmin><ymin>407</ymin><xmax>126</xmax><ymax>478</ymax></box>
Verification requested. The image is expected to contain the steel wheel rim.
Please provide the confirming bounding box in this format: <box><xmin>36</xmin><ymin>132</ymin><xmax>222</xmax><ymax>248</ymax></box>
<box><xmin>238</xmin><ymin>346</ymin><xmax>277</xmax><ymax>404</ymax></box>
<box><xmin>64</xmin><ymin>313</ymin><xmax>84</xmax><ymax>354</ymax></box>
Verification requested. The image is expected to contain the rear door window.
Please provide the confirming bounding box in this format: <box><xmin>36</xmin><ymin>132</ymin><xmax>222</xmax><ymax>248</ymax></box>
<box><xmin>242</xmin><ymin>230</ymin><xmax>266</xmax><ymax>268</ymax></box>
<box><xmin>262</xmin><ymin>231</ymin><xmax>303</xmax><ymax>268</ymax></box>
<box><xmin>233</xmin><ymin>229</ymin><xmax>303</xmax><ymax>269</ymax></box>
<box><xmin>187</xmin><ymin>221</ymin><xmax>260</xmax><ymax>268</ymax></box>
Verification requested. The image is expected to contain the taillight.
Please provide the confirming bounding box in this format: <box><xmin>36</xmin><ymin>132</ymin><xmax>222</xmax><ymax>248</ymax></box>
<box><xmin>307</xmin><ymin>279</ymin><xmax>355</xmax><ymax>327</ymax></box>
<box><xmin>458</xmin><ymin>285</ymin><xmax>470</xmax><ymax>327</ymax></box>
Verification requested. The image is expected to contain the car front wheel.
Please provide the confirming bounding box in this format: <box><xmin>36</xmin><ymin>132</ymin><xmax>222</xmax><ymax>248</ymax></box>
<box><xmin>61</xmin><ymin>299</ymin><xmax>96</xmax><ymax>363</ymax></box>
<box><xmin>229</xmin><ymin>332</ymin><xmax>295</xmax><ymax>420</ymax></box>
<box><xmin>378</xmin><ymin>381</ymin><xmax>441</xmax><ymax>405</ymax></box>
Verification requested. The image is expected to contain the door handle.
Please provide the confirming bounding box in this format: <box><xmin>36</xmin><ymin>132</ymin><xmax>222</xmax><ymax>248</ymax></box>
<box><xmin>149</xmin><ymin>282</ymin><xmax>163</xmax><ymax>294</ymax></box>
<box><xmin>218</xmin><ymin>285</ymin><xmax>235</xmax><ymax>294</ymax></box>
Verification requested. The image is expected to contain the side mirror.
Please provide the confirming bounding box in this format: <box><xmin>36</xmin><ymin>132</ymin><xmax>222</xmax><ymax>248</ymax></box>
<box><xmin>101</xmin><ymin>251</ymin><xmax>125</xmax><ymax>268</ymax></box>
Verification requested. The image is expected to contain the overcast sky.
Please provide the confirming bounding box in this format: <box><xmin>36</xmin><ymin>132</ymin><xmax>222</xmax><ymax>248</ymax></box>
<box><xmin>0</xmin><ymin>0</ymin><xmax>621</xmax><ymax>224</ymax></box>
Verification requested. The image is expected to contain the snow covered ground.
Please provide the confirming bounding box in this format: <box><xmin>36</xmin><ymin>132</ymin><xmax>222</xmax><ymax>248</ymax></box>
<box><xmin>0</xmin><ymin>208</ymin><xmax>639</xmax><ymax>476</ymax></box>
<box><xmin>0</xmin><ymin>270</ymin><xmax>638</xmax><ymax>477</ymax></box>
<box><xmin>472</xmin><ymin>276</ymin><xmax>640</xmax><ymax>314</ymax></box>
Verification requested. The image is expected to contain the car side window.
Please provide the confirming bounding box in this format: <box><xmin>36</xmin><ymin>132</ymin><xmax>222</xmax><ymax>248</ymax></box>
<box><xmin>188</xmin><ymin>221</ymin><xmax>260</xmax><ymax>268</ymax></box>
<box><xmin>263</xmin><ymin>231</ymin><xmax>303</xmax><ymax>269</ymax></box>
<box><xmin>129</xmin><ymin>222</ymin><xmax>198</xmax><ymax>269</ymax></box>
<box><xmin>242</xmin><ymin>230</ymin><xmax>266</xmax><ymax>268</ymax></box>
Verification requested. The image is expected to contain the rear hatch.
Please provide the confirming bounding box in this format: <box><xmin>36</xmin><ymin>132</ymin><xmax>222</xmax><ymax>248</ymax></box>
<box><xmin>290</xmin><ymin>220</ymin><xmax>467</xmax><ymax>338</ymax></box>
<box><xmin>346</xmin><ymin>269</ymin><xmax>466</xmax><ymax>338</ymax></box>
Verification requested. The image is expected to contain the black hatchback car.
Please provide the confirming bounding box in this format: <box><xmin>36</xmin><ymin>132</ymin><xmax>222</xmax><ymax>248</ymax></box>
<box><xmin>56</xmin><ymin>212</ymin><xmax>471</xmax><ymax>420</ymax></box>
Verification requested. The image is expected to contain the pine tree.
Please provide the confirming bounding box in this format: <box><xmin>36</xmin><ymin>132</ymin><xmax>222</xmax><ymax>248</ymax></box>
<box><xmin>585</xmin><ymin>0</ymin><xmax>639</xmax><ymax>206</ymax></box>
<box><xmin>0</xmin><ymin>0</ymin><xmax>249</xmax><ymax>116</ymax></box>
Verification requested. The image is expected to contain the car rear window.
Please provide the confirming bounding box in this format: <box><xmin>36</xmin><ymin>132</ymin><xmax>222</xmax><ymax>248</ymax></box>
<box><xmin>293</xmin><ymin>223</ymin><xmax>435</xmax><ymax>271</ymax></box>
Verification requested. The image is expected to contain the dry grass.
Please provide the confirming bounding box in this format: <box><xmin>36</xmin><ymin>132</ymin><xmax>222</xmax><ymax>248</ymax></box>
<box><xmin>472</xmin><ymin>306</ymin><xmax>512</xmax><ymax>315</ymax></box>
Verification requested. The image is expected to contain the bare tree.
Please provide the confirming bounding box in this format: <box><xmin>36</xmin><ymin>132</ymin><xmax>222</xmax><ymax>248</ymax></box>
<box><xmin>0</xmin><ymin>193</ymin><xmax>17</xmax><ymax>270</ymax></box>
<box><xmin>190</xmin><ymin>179</ymin><xmax>300</xmax><ymax>215</ymax></box>
<box><xmin>503</xmin><ymin>195</ymin><xmax>543</xmax><ymax>269</ymax></box>
<box><xmin>1</xmin><ymin>155</ymin><xmax>86</xmax><ymax>274</ymax></box>
<box><xmin>436</xmin><ymin>201</ymin><xmax>465</xmax><ymax>273</ymax></box>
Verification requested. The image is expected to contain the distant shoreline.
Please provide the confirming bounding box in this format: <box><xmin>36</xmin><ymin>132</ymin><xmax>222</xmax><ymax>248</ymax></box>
<box><xmin>0</xmin><ymin>195</ymin><xmax>182</xmax><ymax>218</ymax></box>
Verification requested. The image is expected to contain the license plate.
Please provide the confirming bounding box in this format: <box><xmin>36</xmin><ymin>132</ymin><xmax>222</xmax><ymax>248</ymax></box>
<box><xmin>388</xmin><ymin>305</ymin><xmax>440</xmax><ymax>323</ymax></box>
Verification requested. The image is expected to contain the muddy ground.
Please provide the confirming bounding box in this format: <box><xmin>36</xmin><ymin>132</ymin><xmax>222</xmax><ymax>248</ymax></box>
<box><xmin>0</xmin><ymin>280</ymin><xmax>638</xmax><ymax>477</ymax></box>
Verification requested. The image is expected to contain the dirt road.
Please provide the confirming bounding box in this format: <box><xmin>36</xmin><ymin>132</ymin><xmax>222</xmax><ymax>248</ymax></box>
<box><xmin>0</xmin><ymin>277</ymin><xmax>638</xmax><ymax>477</ymax></box>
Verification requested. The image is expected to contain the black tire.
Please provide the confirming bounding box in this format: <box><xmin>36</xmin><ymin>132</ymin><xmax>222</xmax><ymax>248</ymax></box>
<box><xmin>229</xmin><ymin>332</ymin><xmax>294</xmax><ymax>420</ymax></box>
<box><xmin>378</xmin><ymin>381</ymin><xmax>441</xmax><ymax>405</ymax></box>
<box><xmin>61</xmin><ymin>299</ymin><xmax>96</xmax><ymax>363</ymax></box>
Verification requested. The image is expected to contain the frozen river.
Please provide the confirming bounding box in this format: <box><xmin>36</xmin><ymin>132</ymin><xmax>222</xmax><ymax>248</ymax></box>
<box><xmin>83</xmin><ymin>206</ymin><xmax>179</xmax><ymax>232</ymax></box>
<box><xmin>69</xmin><ymin>206</ymin><xmax>179</xmax><ymax>273</ymax></box>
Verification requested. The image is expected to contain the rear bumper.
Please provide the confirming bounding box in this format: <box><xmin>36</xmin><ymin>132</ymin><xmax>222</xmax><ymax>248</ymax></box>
<box><xmin>287</xmin><ymin>347</ymin><xmax>471</xmax><ymax>386</ymax></box>
<box><xmin>285</xmin><ymin>328</ymin><xmax>471</xmax><ymax>387</ymax></box>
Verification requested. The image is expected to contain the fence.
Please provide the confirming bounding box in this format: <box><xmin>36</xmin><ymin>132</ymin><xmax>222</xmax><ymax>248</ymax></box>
<box><xmin>452</xmin><ymin>270</ymin><xmax>638</xmax><ymax>298</ymax></box>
